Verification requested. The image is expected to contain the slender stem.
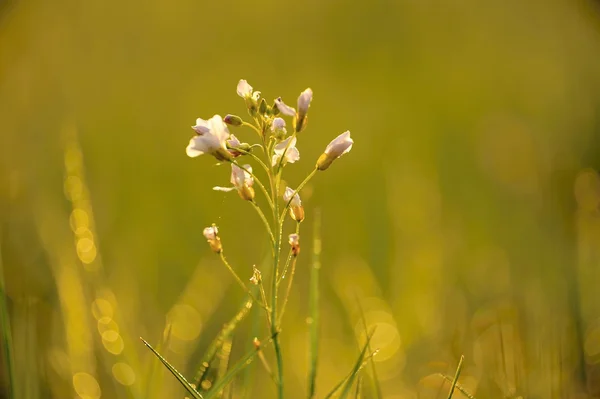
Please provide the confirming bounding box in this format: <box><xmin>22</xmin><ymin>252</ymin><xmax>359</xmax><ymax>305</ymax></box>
<box><xmin>279</xmin><ymin>168</ymin><xmax>318</xmax><ymax>227</ymax></box>
<box><xmin>256</xmin><ymin>347</ymin><xmax>277</xmax><ymax>385</ymax></box>
<box><xmin>242</xmin><ymin>121</ymin><xmax>262</xmax><ymax>136</ymax></box>
<box><xmin>257</xmin><ymin>279</ymin><xmax>271</xmax><ymax>327</ymax></box>
<box><xmin>277</xmin><ymin>256</ymin><xmax>298</xmax><ymax>325</ymax></box>
<box><xmin>234</xmin><ymin>148</ymin><xmax>271</xmax><ymax>175</ymax></box>
<box><xmin>219</xmin><ymin>252</ymin><xmax>269</xmax><ymax>311</ymax></box>
<box><xmin>230</xmin><ymin>160</ymin><xmax>275</xmax><ymax>211</ymax></box>
<box><xmin>250</xmin><ymin>201</ymin><xmax>276</xmax><ymax>247</ymax></box>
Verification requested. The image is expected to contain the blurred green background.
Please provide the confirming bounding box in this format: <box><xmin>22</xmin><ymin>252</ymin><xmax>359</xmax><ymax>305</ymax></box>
<box><xmin>3</xmin><ymin>0</ymin><xmax>600</xmax><ymax>397</ymax></box>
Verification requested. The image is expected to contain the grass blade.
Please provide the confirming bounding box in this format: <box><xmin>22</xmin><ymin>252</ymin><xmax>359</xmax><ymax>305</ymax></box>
<box><xmin>324</xmin><ymin>329</ymin><xmax>376</xmax><ymax>399</ymax></box>
<box><xmin>140</xmin><ymin>337</ymin><xmax>204</xmax><ymax>399</ymax></box>
<box><xmin>307</xmin><ymin>210</ymin><xmax>321</xmax><ymax>398</ymax></box>
<box><xmin>0</xmin><ymin>234</ymin><xmax>15</xmax><ymax>399</ymax></box>
<box><xmin>145</xmin><ymin>324</ymin><xmax>172</xmax><ymax>399</ymax></box>
<box><xmin>204</xmin><ymin>334</ymin><xmax>274</xmax><ymax>399</ymax></box>
<box><xmin>354</xmin><ymin>296</ymin><xmax>382</xmax><ymax>399</ymax></box>
<box><xmin>193</xmin><ymin>296</ymin><xmax>253</xmax><ymax>388</ymax></box>
<box><xmin>354</xmin><ymin>376</ymin><xmax>362</xmax><ymax>399</ymax></box>
<box><xmin>215</xmin><ymin>338</ymin><xmax>233</xmax><ymax>399</ymax></box>
<box><xmin>437</xmin><ymin>374</ymin><xmax>476</xmax><ymax>399</ymax></box>
<box><xmin>446</xmin><ymin>355</ymin><xmax>465</xmax><ymax>399</ymax></box>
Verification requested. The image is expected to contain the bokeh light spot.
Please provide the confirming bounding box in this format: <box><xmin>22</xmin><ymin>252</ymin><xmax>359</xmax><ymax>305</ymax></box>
<box><xmin>92</xmin><ymin>299</ymin><xmax>114</xmax><ymax>320</ymax></box>
<box><xmin>112</xmin><ymin>362</ymin><xmax>136</xmax><ymax>386</ymax></box>
<box><xmin>72</xmin><ymin>372</ymin><xmax>101</xmax><ymax>399</ymax></box>
<box><xmin>166</xmin><ymin>304</ymin><xmax>202</xmax><ymax>341</ymax></box>
<box><xmin>69</xmin><ymin>209</ymin><xmax>89</xmax><ymax>234</ymax></box>
<box><xmin>102</xmin><ymin>331</ymin><xmax>124</xmax><ymax>355</ymax></box>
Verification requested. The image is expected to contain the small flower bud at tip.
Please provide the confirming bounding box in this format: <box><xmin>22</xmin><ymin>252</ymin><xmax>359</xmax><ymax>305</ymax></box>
<box><xmin>288</xmin><ymin>233</ymin><xmax>300</xmax><ymax>256</ymax></box>
<box><xmin>224</xmin><ymin>114</ymin><xmax>243</xmax><ymax>126</ymax></box>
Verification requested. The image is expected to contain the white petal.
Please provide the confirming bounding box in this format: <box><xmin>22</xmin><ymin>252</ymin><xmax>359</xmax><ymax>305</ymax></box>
<box><xmin>227</xmin><ymin>134</ymin><xmax>241</xmax><ymax>147</ymax></box>
<box><xmin>324</xmin><ymin>131</ymin><xmax>353</xmax><ymax>157</ymax></box>
<box><xmin>271</xmin><ymin>154</ymin><xmax>281</xmax><ymax>167</ymax></box>
<box><xmin>213</xmin><ymin>186</ymin><xmax>236</xmax><ymax>192</ymax></box>
<box><xmin>192</xmin><ymin>118</ymin><xmax>211</xmax><ymax>135</ymax></box>
<box><xmin>203</xmin><ymin>226</ymin><xmax>218</xmax><ymax>240</ymax></box>
<box><xmin>209</xmin><ymin>115</ymin><xmax>230</xmax><ymax>146</ymax></box>
<box><xmin>186</xmin><ymin>137</ymin><xmax>205</xmax><ymax>157</ymax></box>
<box><xmin>285</xmin><ymin>147</ymin><xmax>300</xmax><ymax>163</ymax></box>
<box><xmin>274</xmin><ymin>136</ymin><xmax>297</xmax><ymax>155</ymax></box>
<box><xmin>275</xmin><ymin>97</ymin><xmax>296</xmax><ymax>116</ymax></box>
<box><xmin>297</xmin><ymin>88</ymin><xmax>313</xmax><ymax>114</ymax></box>
<box><xmin>283</xmin><ymin>187</ymin><xmax>301</xmax><ymax>206</ymax></box>
<box><xmin>236</xmin><ymin>79</ymin><xmax>253</xmax><ymax>97</ymax></box>
<box><xmin>271</xmin><ymin>117</ymin><xmax>286</xmax><ymax>131</ymax></box>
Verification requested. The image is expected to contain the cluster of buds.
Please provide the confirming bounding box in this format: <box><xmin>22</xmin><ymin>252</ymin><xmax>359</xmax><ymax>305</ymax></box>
<box><xmin>283</xmin><ymin>187</ymin><xmax>304</xmax><ymax>222</ymax></box>
<box><xmin>203</xmin><ymin>225</ymin><xmax>222</xmax><ymax>253</ymax></box>
<box><xmin>288</xmin><ymin>234</ymin><xmax>300</xmax><ymax>257</ymax></box>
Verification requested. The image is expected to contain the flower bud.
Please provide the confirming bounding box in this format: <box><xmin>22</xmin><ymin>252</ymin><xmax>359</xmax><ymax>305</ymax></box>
<box><xmin>271</xmin><ymin>100</ymin><xmax>281</xmax><ymax>116</ymax></box>
<box><xmin>253</xmin><ymin>337</ymin><xmax>261</xmax><ymax>349</ymax></box>
<box><xmin>224</xmin><ymin>114</ymin><xmax>243</xmax><ymax>126</ymax></box>
<box><xmin>203</xmin><ymin>225</ymin><xmax>222</xmax><ymax>253</ymax></box>
<box><xmin>249</xmin><ymin>266</ymin><xmax>262</xmax><ymax>285</ymax></box>
<box><xmin>295</xmin><ymin>88</ymin><xmax>312</xmax><ymax>133</ymax></box>
<box><xmin>316</xmin><ymin>131</ymin><xmax>353</xmax><ymax>171</ymax></box>
<box><xmin>288</xmin><ymin>233</ymin><xmax>300</xmax><ymax>256</ymax></box>
<box><xmin>259</xmin><ymin>98</ymin><xmax>268</xmax><ymax>115</ymax></box>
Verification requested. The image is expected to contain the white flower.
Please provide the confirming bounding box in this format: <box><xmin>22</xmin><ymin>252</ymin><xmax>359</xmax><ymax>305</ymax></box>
<box><xmin>231</xmin><ymin>164</ymin><xmax>253</xmax><ymax>189</ymax></box>
<box><xmin>316</xmin><ymin>131</ymin><xmax>354</xmax><ymax>170</ymax></box>
<box><xmin>237</xmin><ymin>79</ymin><xmax>253</xmax><ymax>98</ymax></box>
<box><xmin>274</xmin><ymin>97</ymin><xmax>296</xmax><ymax>116</ymax></box>
<box><xmin>271</xmin><ymin>137</ymin><xmax>300</xmax><ymax>166</ymax></box>
<box><xmin>297</xmin><ymin>88</ymin><xmax>313</xmax><ymax>117</ymax></box>
<box><xmin>203</xmin><ymin>225</ymin><xmax>218</xmax><ymax>241</ymax></box>
<box><xmin>288</xmin><ymin>233</ymin><xmax>299</xmax><ymax>246</ymax></box>
<box><xmin>213</xmin><ymin>164</ymin><xmax>253</xmax><ymax>192</ymax></box>
<box><xmin>283</xmin><ymin>187</ymin><xmax>301</xmax><ymax>207</ymax></box>
<box><xmin>187</xmin><ymin>115</ymin><xmax>231</xmax><ymax>159</ymax></box>
<box><xmin>271</xmin><ymin>117</ymin><xmax>287</xmax><ymax>133</ymax></box>
<box><xmin>227</xmin><ymin>134</ymin><xmax>241</xmax><ymax>148</ymax></box>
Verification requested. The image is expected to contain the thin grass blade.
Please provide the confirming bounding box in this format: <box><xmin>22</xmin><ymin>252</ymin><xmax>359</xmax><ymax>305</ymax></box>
<box><xmin>145</xmin><ymin>324</ymin><xmax>172</xmax><ymax>399</ymax></box>
<box><xmin>354</xmin><ymin>376</ymin><xmax>362</xmax><ymax>399</ymax></box>
<box><xmin>324</xmin><ymin>329</ymin><xmax>375</xmax><ymax>399</ymax></box>
<box><xmin>307</xmin><ymin>210</ymin><xmax>321</xmax><ymax>398</ymax></box>
<box><xmin>216</xmin><ymin>338</ymin><xmax>233</xmax><ymax>399</ymax></box>
<box><xmin>437</xmin><ymin>374</ymin><xmax>476</xmax><ymax>399</ymax></box>
<box><xmin>354</xmin><ymin>296</ymin><xmax>382</xmax><ymax>399</ymax></box>
<box><xmin>204</xmin><ymin>334</ymin><xmax>274</xmax><ymax>399</ymax></box>
<box><xmin>0</xmin><ymin>236</ymin><xmax>15</xmax><ymax>399</ymax></box>
<box><xmin>446</xmin><ymin>355</ymin><xmax>465</xmax><ymax>399</ymax></box>
<box><xmin>140</xmin><ymin>337</ymin><xmax>204</xmax><ymax>399</ymax></box>
<box><xmin>194</xmin><ymin>296</ymin><xmax>253</xmax><ymax>388</ymax></box>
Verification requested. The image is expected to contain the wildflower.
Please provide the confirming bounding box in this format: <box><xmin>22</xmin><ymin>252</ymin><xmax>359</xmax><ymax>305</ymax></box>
<box><xmin>249</xmin><ymin>265</ymin><xmax>262</xmax><ymax>285</ymax></box>
<box><xmin>316</xmin><ymin>131</ymin><xmax>354</xmax><ymax>171</ymax></box>
<box><xmin>283</xmin><ymin>187</ymin><xmax>304</xmax><ymax>222</ymax></box>
<box><xmin>295</xmin><ymin>88</ymin><xmax>312</xmax><ymax>132</ymax></box>
<box><xmin>288</xmin><ymin>233</ymin><xmax>300</xmax><ymax>256</ymax></box>
<box><xmin>272</xmin><ymin>136</ymin><xmax>300</xmax><ymax>167</ymax></box>
<box><xmin>213</xmin><ymin>164</ymin><xmax>255</xmax><ymax>201</ymax></box>
<box><xmin>237</xmin><ymin>79</ymin><xmax>261</xmax><ymax>116</ymax></box>
<box><xmin>236</xmin><ymin>80</ymin><xmax>253</xmax><ymax>98</ymax></box>
<box><xmin>187</xmin><ymin>115</ymin><xmax>232</xmax><ymax>161</ymax></box>
<box><xmin>203</xmin><ymin>224</ymin><xmax>222</xmax><ymax>253</ymax></box>
<box><xmin>271</xmin><ymin>117</ymin><xmax>287</xmax><ymax>134</ymax></box>
<box><xmin>274</xmin><ymin>97</ymin><xmax>296</xmax><ymax>117</ymax></box>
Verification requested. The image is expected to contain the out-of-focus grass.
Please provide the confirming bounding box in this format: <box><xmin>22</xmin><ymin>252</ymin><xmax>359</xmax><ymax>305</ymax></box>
<box><xmin>2</xmin><ymin>0</ymin><xmax>600</xmax><ymax>398</ymax></box>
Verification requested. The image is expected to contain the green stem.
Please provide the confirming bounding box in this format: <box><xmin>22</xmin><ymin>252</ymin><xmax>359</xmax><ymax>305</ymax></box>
<box><xmin>278</xmin><ymin>222</ymin><xmax>300</xmax><ymax>285</ymax></box>
<box><xmin>277</xmin><ymin>255</ymin><xmax>298</xmax><ymax>325</ymax></box>
<box><xmin>242</xmin><ymin>121</ymin><xmax>262</xmax><ymax>136</ymax></box>
<box><xmin>230</xmin><ymin>160</ymin><xmax>274</xmax><ymax>212</ymax></box>
<box><xmin>250</xmin><ymin>201</ymin><xmax>276</xmax><ymax>247</ymax></box>
<box><xmin>279</xmin><ymin>168</ymin><xmax>318</xmax><ymax>227</ymax></box>
<box><xmin>234</xmin><ymin>148</ymin><xmax>271</xmax><ymax>175</ymax></box>
<box><xmin>218</xmin><ymin>252</ymin><xmax>269</xmax><ymax>312</ymax></box>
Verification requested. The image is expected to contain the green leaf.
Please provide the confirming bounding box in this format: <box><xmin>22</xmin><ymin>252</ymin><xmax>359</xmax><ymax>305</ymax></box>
<box><xmin>324</xmin><ymin>329</ymin><xmax>376</xmax><ymax>399</ymax></box>
<box><xmin>204</xmin><ymin>335</ymin><xmax>274</xmax><ymax>399</ymax></box>
<box><xmin>446</xmin><ymin>355</ymin><xmax>465</xmax><ymax>399</ymax></box>
<box><xmin>0</xmin><ymin>235</ymin><xmax>15</xmax><ymax>399</ymax></box>
<box><xmin>307</xmin><ymin>210</ymin><xmax>321</xmax><ymax>398</ymax></box>
<box><xmin>192</xmin><ymin>295</ymin><xmax>253</xmax><ymax>388</ymax></box>
<box><xmin>140</xmin><ymin>337</ymin><xmax>204</xmax><ymax>399</ymax></box>
<box><xmin>145</xmin><ymin>324</ymin><xmax>172</xmax><ymax>399</ymax></box>
<box><xmin>354</xmin><ymin>296</ymin><xmax>382</xmax><ymax>399</ymax></box>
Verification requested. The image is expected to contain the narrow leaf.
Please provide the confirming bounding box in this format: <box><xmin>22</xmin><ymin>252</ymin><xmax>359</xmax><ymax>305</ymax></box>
<box><xmin>140</xmin><ymin>337</ymin><xmax>204</xmax><ymax>399</ymax></box>
<box><xmin>204</xmin><ymin>335</ymin><xmax>273</xmax><ymax>399</ymax></box>
<box><xmin>0</xmin><ymin>235</ymin><xmax>15</xmax><ymax>399</ymax></box>
<box><xmin>354</xmin><ymin>376</ymin><xmax>362</xmax><ymax>399</ymax></box>
<box><xmin>354</xmin><ymin>296</ymin><xmax>382</xmax><ymax>399</ymax></box>
<box><xmin>194</xmin><ymin>296</ymin><xmax>253</xmax><ymax>387</ymax></box>
<box><xmin>324</xmin><ymin>329</ymin><xmax>376</xmax><ymax>399</ymax></box>
<box><xmin>447</xmin><ymin>355</ymin><xmax>465</xmax><ymax>399</ymax></box>
<box><xmin>145</xmin><ymin>324</ymin><xmax>172</xmax><ymax>399</ymax></box>
<box><xmin>307</xmin><ymin>210</ymin><xmax>321</xmax><ymax>398</ymax></box>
